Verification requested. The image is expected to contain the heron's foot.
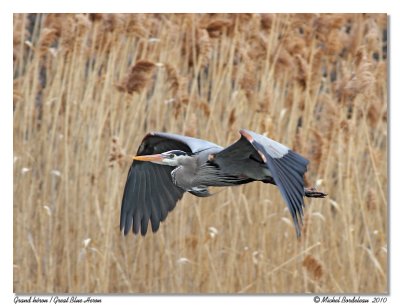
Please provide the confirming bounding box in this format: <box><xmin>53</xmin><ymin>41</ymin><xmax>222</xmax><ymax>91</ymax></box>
<box><xmin>304</xmin><ymin>187</ymin><xmax>327</xmax><ymax>198</ymax></box>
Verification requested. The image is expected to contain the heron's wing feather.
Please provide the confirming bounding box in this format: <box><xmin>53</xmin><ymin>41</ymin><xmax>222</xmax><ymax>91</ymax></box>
<box><xmin>239</xmin><ymin>129</ymin><xmax>309</xmax><ymax>236</ymax></box>
<box><xmin>211</xmin><ymin>134</ymin><xmax>264</xmax><ymax>163</ymax></box>
<box><xmin>120</xmin><ymin>134</ymin><xmax>197</xmax><ymax>236</ymax></box>
<box><xmin>259</xmin><ymin>148</ymin><xmax>308</xmax><ymax>236</ymax></box>
<box><xmin>192</xmin><ymin>132</ymin><xmax>269</xmax><ymax>188</ymax></box>
<box><xmin>151</xmin><ymin>132</ymin><xmax>222</xmax><ymax>153</ymax></box>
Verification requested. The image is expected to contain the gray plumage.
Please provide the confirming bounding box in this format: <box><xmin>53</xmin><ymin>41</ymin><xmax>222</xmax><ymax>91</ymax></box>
<box><xmin>120</xmin><ymin>129</ymin><xmax>326</xmax><ymax>237</ymax></box>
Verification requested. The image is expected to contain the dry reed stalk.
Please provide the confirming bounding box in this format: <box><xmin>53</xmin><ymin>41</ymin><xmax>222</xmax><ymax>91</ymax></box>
<box><xmin>239</xmin><ymin>58</ymin><xmax>256</xmax><ymax>100</ymax></box>
<box><xmin>164</xmin><ymin>63</ymin><xmax>180</xmax><ymax>97</ymax></box>
<box><xmin>13</xmin><ymin>14</ymin><xmax>29</xmax><ymax>63</ymax></box>
<box><xmin>183</xmin><ymin>113</ymin><xmax>198</xmax><ymax>137</ymax></box>
<box><xmin>197</xmin><ymin>29</ymin><xmax>211</xmax><ymax>68</ymax></box>
<box><xmin>196</xmin><ymin>101</ymin><xmax>211</xmax><ymax>118</ymax></box>
<box><xmin>294</xmin><ymin>54</ymin><xmax>308</xmax><ymax>89</ymax></box>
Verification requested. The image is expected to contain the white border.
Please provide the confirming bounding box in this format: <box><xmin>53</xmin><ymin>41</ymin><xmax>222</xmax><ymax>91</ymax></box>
<box><xmin>2</xmin><ymin>1</ymin><xmax>398</xmax><ymax>306</ymax></box>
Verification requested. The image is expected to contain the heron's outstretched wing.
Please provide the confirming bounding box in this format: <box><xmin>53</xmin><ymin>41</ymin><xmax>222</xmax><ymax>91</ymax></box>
<box><xmin>120</xmin><ymin>132</ymin><xmax>220</xmax><ymax>236</ymax></box>
<box><xmin>239</xmin><ymin>129</ymin><xmax>309</xmax><ymax>236</ymax></box>
<box><xmin>206</xmin><ymin>129</ymin><xmax>308</xmax><ymax>236</ymax></box>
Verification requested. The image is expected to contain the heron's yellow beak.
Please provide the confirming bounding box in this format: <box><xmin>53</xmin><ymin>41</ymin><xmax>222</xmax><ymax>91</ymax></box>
<box><xmin>133</xmin><ymin>154</ymin><xmax>164</xmax><ymax>162</ymax></box>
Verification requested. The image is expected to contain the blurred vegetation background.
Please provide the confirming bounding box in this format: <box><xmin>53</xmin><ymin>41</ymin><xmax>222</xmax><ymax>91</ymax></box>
<box><xmin>13</xmin><ymin>13</ymin><xmax>387</xmax><ymax>293</ymax></box>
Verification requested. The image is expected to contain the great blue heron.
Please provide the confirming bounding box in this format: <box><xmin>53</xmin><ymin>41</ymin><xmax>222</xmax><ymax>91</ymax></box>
<box><xmin>120</xmin><ymin>129</ymin><xmax>326</xmax><ymax>237</ymax></box>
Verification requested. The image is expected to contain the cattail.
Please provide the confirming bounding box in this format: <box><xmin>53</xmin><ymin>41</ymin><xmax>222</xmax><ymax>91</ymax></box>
<box><xmin>116</xmin><ymin>60</ymin><xmax>156</xmax><ymax>94</ymax></box>
<box><xmin>302</xmin><ymin>255</ymin><xmax>323</xmax><ymax>280</ymax></box>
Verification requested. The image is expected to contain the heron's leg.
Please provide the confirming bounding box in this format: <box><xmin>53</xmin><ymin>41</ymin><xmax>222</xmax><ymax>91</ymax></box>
<box><xmin>304</xmin><ymin>187</ymin><xmax>327</xmax><ymax>198</ymax></box>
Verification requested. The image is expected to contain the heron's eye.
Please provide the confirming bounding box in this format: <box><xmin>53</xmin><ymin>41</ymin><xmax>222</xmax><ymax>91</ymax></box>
<box><xmin>169</xmin><ymin>153</ymin><xmax>175</xmax><ymax>159</ymax></box>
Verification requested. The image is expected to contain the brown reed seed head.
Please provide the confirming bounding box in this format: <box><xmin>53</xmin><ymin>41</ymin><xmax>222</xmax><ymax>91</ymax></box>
<box><xmin>116</xmin><ymin>60</ymin><xmax>156</xmax><ymax>94</ymax></box>
<box><xmin>303</xmin><ymin>255</ymin><xmax>323</xmax><ymax>280</ymax></box>
<box><xmin>108</xmin><ymin>137</ymin><xmax>126</xmax><ymax>168</ymax></box>
<box><xmin>38</xmin><ymin>28</ymin><xmax>58</xmax><ymax>58</ymax></box>
<box><xmin>205</xmin><ymin>19</ymin><xmax>232</xmax><ymax>38</ymax></box>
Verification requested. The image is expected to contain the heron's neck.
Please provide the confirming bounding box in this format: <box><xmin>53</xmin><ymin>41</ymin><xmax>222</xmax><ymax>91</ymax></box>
<box><xmin>177</xmin><ymin>155</ymin><xmax>196</xmax><ymax>168</ymax></box>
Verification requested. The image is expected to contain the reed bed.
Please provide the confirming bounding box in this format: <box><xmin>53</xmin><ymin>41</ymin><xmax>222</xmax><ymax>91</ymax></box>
<box><xmin>13</xmin><ymin>13</ymin><xmax>387</xmax><ymax>293</ymax></box>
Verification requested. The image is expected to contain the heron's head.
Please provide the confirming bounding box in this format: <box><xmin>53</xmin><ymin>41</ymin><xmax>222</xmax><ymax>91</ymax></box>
<box><xmin>133</xmin><ymin>150</ymin><xmax>190</xmax><ymax>166</ymax></box>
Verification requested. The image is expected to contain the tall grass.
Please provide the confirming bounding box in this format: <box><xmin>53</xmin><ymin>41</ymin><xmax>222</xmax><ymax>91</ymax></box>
<box><xmin>13</xmin><ymin>13</ymin><xmax>387</xmax><ymax>293</ymax></box>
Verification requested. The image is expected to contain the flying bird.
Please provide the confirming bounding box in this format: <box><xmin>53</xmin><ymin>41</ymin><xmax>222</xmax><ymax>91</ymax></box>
<box><xmin>120</xmin><ymin>129</ymin><xmax>326</xmax><ymax>237</ymax></box>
